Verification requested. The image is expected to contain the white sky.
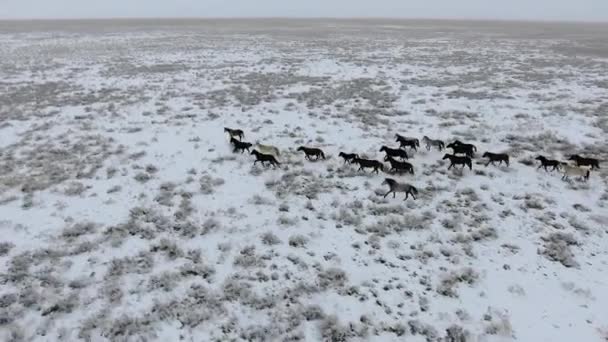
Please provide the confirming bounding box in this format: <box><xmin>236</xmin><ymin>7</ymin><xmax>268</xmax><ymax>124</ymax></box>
<box><xmin>0</xmin><ymin>0</ymin><xmax>607</xmax><ymax>21</ymax></box>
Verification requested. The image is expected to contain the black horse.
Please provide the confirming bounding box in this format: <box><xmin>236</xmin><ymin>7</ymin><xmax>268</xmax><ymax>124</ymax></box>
<box><xmin>224</xmin><ymin>127</ymin><xmax>244</xmax><ymax>140</ymax></box>
<box><xmin>569</xmin><ymin>155</ymin><xmax>600</xmax><ymax>170</ymax></box>
<box><xmin>446</xmin><ymin>140</ymin><xmax>476</xmax><ymax>158</ymax></box>
<box><xmin>384</xmin><ymin>155</ymin><xmax>414</xmax><ymax>174</ymax></box>
<box><xmin>443</xmin><ymin>154</ymin><xmax>472</xmax><ymax>170</ymax></box>
<box><xmin>353</xmin><ymin>158</ymin><xmax>384</xmax><ymax>174</ymax></box>
<box><xmin>297</xmin><ymin>146</ymin><xmax>326</xmax><ymax>160</ymax></box>
<box><xmin>380</xmin><ymin>146</ymin><xmax>408</xmax><ymax>160</ymax></box>
<box><xmin>339</xmin><ymin>152</ymin><xmax>359</xmax><ymax>164</ymax></box>
<box><xmin>230</xmin><ymin>137</ymin><xmax>252</xmax><ymax>153</ymax></box>
<box><xmin>535</xmin><ymin>156</ymin><xmax>561</xmax><ymax>172</ymax></box>
<box><xmin>482</xmin><ymin>152</ymin><xmax>509</xmax><ymax>167</ymax></box>
<box><xmin>395</xmin><ymin>134</ymin><xmax>420</xmax><ymax>151</ymax></box>
<box><xmin>251</xmin><ymin>150</ymin><xmax>280</xmax><ymax>168</ymax></box>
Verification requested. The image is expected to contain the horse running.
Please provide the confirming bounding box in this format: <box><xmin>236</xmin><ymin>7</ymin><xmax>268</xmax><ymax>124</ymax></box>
<box><xmin>395</xmin><ymin>134</ymin><xmax>420</xmax><ymax>151</ymax></box>
<box><xmin>535</xmin><ymin>156</ymin><xmax>560</xmax><ymax>172</ymax></box>
<box><xmin>230</xmin><ymin>137</ymin><xmax>252</xmax><ymax>153</ymax></box>
<box><xmin>380</xmin><ymin>146</ymin><xmax>409</xmax><ymax>160</ymax></box>
<box><xmin>353</xmin><ymin>157</ymin><xmax>384</xmax><ymax>174</ymax></box>
<box><xmin>297</xmin><ymin>146</ymin><xmax>326</xmax><ymax>160</ymax></box>
<box><xmin>446</xmin><ymin>140</ymin><xmax>476</xmax><ymax>158</ymax></box>
<box><xmin>443</xmin><ymin>154</ymin><xmax>473</xmax><ymax>170</ymax></box>
<box><xmin>422</xmin><ymin>136</ymin><xmax>445</xmax><ymax>151</ymax></box>
<box><xmin>561</xmin><ymin>164</ymin><xmax>590</xmax><ymax>181</ymax></box>
<box><xmin>384</xmin><ymin>155</ymin><xmax>414</xmax><ymax>174</ymax></box>
<box><xmin>569</xmin><ymin>155</ymin><xmax>600</xmax><ymax>170</ymax></box>
<box><xmin>482</xmin><ymin>152</ymin><xmax>509</xmax><ymax>167</ymax></box>
<box><xmin>255</xmin><ymin>144</ymin><xmax>280</xmax><ymax>158</ymax></box>
<box><xmin>382</xmin><ymin>178</ymin><xmax>418</xmax><ymax>200</ymax></box>
<box><xmin>251</xmin><ymin>150</ymin><xmax>281</xmax><ymax>168</ymax></box>
<box><xmin>224</xmin><ymin>127</ymin><xmax>244</xmax><ymax>140</ymax></box>
<box><xmin>339</xmin><ymin>152</ymin><xmax>359</xmax><ymax>164</ymax></box>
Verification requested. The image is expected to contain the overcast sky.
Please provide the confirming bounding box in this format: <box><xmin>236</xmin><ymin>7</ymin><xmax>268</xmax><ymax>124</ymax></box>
<box><xmin>1</xmin><ymin>0</ymin><xmax>607</xmax><ymax>22</ymax></box>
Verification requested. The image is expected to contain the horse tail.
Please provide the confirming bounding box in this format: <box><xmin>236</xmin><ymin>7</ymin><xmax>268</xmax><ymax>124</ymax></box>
<box><xmin>467</xmin><ymin>160</ymin><xmax>472</xmax><ymax>170</ymax></box>
<box><xmin>411</xmin><ymin>186</ymin><xmax>418</xmax><ymax>194</ymax></box>
<box><xmin>473</xmin><ymin>145</ymin><xmax>477</xmax><ymax>152</ymax></box>
<box><xmin>321</xmin><ymin>151</ymin><xmax>326</xmax><ymax>159</ymax></box>
<box><xmin>274</xmin><ymin>148</ymin><xmax>280</xmax><ymax>156</ymax></box>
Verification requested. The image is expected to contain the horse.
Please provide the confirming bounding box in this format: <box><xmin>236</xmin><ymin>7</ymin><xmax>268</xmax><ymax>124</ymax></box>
<box><xmin>422</xmin><ymin>136</ymin><xmax>445</xmax><ymax>151</ymax></box>
<box><xmin>442</xmin><ymin>154</ymin><xmax>472</xmax><ymax>170</ymax></box>
<box><xmin>561</xmin><ymin>164</ymin><xmax>590</xmax><ymax>181</ymax></box>
<box><xmin>380</xmin><ymin>146</ymin><xmax>408</xmax><ymax>160</ymax></box>
<box><xmin>251</xmin><ymin>150</ymin><xmax>281</xmax><ymax>168</ymax></box>
<box><xmin>297</xmin><ymin>146</ymin><xmax>326</xmax><ymax>160</ymax></box>
<box><xmin>384</xmin><ymin>155</ymin><xmax>414</xmax><ymax>174</ymax></box>
<box><xmin>395</xmin><ymin>134</ymin><xmax>420</xmax><ymax>151</ymax></box>
<box><xmin>382</xmin><ymin>178</ymin><xmax>418</xmax><ymax>200</ymax></box>
<box><xmin>255</xmin><ymin>144</ymin><xmax>280</xmax><ymax>158</ymax></box>
<box><xmin>338</xmin><ymin>152</ymin><xmax>359</xmax><ymax>164</ymax></box>
<box><xmin>535</xmin><ymin>156</ymin><xmax>561</xmax><ymax>172</ymax></box>
<box><xmin>568</xmin><ymin>155</ymin><xmax>600</xmax><ymax>170</ymax></box>
<box><xmin>224</xmin><ymin>127</ymin><xmax>244</xmax><ymax>140</ymax></box>
<box><xmin>446</xmin><ymin>140</ymin><xmax>476</xmax><ymax>158</ymax></box>
<box><xmin>230</xmin><ymin>137</ymin><xmax>252</xmax><ymax>153</ymax></box>
<box><xmin>353</xmin><ymin>157</ymin><xmax>384</xmax><ymax>174</ymax></box>
<box><xmin>482</xmin><ymin>152</ymin><xmax>509</xmax><ymax>167</ymax></box>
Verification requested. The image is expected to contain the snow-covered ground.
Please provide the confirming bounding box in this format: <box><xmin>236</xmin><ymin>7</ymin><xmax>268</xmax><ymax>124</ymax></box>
<box><xmin>0</xmin><ymin>19</ymin><xmax>607</xmax><ymax>341</ymax></box>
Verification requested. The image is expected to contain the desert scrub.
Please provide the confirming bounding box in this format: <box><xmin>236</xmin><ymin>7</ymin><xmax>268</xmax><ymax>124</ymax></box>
<box><xmin>63</xmin><ymin>181</ymin><xmax>88</xmax><ymax>196</ymax></box>
<box><xmin>0</xmin><ymin>242</ymin><xmax>16</xmax><ymax>256</ymax></box>
<box><xmin>318</xmin><ymin>267</ymin><xmax>348</xmax><ymax>289</ymax></box>
<box><xmin>288</xmin><ymin>235</ymin><xmax>309</xmax><ymax>248</ymax></box>
<box><xmin>278</xmin><ymin>215</ymin><xmax>298</xmax><ymax>226</ymax></box>
<box><xmin>200</xmin><ymin>174</ymin><xmax>225</xmax><ymax>194</ymax></box>
<box><xmin>541</xmin><ymin>232</ymin><xmax>579</xmax><ymax>267</ymax></box>
<box><xmin>134</xmin><ymin>172</ymin><xmax>152</xmax><ymax>183</ymax></box>
<box><xmin>150</xmin><ymin>239</ymin><xmax>184</xmax><ymax>260</ymax></box>
<box><xmin>233</xmin><ymin>246</ymin><xmax>264</xmax><ymax>268</ymax></box>
<box><xmin>201</xmin><ymin>218</ymin><xmax>221</xmax><ymax>235</ymax></box>
<box><xmin>61</xmin><ymin>222</ymin><xmax>97</xmax><ymax>240</ymax></box>
<box><xmin>331</xmin><ymin>208</ymin><xmax>362</xmax><ymax>227</ymax></box>
<box><xmin>437</xmin><ymin>268</ymin><xmax>480</xmax><ymax>297</ymax></box>
<box><xmin>261</xmin><ymin>232</ymin><xmax>282</xmax><ymax>245</ymax></box>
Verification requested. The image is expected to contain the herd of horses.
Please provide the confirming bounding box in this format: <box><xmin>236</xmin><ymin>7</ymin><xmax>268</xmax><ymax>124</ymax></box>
<box><xmin>224</xmin><ymin>127</ymin><xmax>601</xmax><ymax>200</ymax></box>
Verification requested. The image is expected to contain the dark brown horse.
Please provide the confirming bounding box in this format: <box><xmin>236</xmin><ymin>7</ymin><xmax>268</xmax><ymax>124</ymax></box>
<box><xmin>569</xmin><ymin>155</ymin><xmax>600</xmax><ymax>170</ymax></box>
<box><xmin>482</xmin><ymin>152</ymin><xmax>509</xmax><ymax>167</ymax></box>
<box><xmin>443</xmin><ymin>154</ymin><xmax>472</xmax><ymax>170</ymax></box>
<box><xmin>297</xmin><ymin>146</ymin><xmax>326</xmax><ymax>160</ymax></box>
<box><xmin>251</xmin><ymin>150</ymin><xmax>280</xmax><ymax>168</ymax></box>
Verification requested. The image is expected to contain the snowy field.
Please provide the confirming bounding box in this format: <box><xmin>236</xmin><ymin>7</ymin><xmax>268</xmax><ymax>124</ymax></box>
<box><xmin>0</xmin><ymin>19</ymin><xmax>607</xmax><ymax>341</ymax></box>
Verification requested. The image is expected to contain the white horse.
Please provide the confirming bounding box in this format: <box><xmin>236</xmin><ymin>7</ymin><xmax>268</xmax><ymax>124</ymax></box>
<box><xmin>382</xmin><ymin>178</ymin><xmax>418</xmax><ymax>200</ymax></box>
<box><xmin>255</xmin><ymin>144</ymin><xmax>280</xmax><ymax>158</ymax></box>
<box><xmin>561</xmin><ymin>164</ymin><xmax>590</xmax><ymax>181</ymax></box>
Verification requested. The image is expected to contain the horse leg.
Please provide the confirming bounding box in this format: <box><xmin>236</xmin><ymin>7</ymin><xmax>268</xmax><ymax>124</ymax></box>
<box><xmin>383</xmin><ymin>190</ymin><xmax>391</xmax><ymax>198</ymax></box>
<box><xmin>404</xmin><ymin>192</ymin><xmax>409</xmax><ymax>200</ymax></box>
<box><xmin>448</xmin><ymin>163</ymin><xmax>453</xmax><ymax>170</ymax></box>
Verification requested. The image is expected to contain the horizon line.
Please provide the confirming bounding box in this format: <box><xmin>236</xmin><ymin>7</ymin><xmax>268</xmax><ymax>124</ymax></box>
<box><xmin>0</xmin><ymin>16</ymin><xmax>607</xmax><ymax>25</ymax></box>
